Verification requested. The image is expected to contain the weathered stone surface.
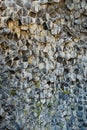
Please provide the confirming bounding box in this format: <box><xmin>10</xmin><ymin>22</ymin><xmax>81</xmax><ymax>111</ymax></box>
<box><xmin>0</xmin><ymin>0</ymin><xmax>87</xmax><ymax>130</ymax></box>
<box><xmin>73</xmin><ymin>0</ymin><xmax>80</xmax><ymax>3</ymax></box>
<box><xmin>66</xmin><ymin>3</ymin><xmax>74</xmax><ymax>11</ymax></box>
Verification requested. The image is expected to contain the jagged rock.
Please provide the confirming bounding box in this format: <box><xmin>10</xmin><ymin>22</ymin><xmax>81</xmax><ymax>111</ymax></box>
<box><xmin>0</xmin><ymin>1</ymin><xmax>6</xmax><ymax>10</ymax></box>
<box><xmin>81</xmin><ymin>1</ymin><xmax>86</xmax><ymax>9</ymax></box>
<box><xmin>38</xmin><ymin>63</ymin><xmax>45</xmax><ymax>70</ymax></box>
<box><xmin>83</xmin><ymin>120</ymin><xmax>87</xmax><ymax>127</ymax></box>
<box><xmin>75</xmin><ymin>11</ymin><xmax>81</xmax><ymax>19</ymax></box>
<box><xmin>66</xmin><ymin>3</ymin><xmax>74</xmax><ymax>11</ymax></box>
<box><xmin>74</xmin><ymin>19</ymin><xmax>81</xmax><ymax>25</ymax></box>
<box><xmin>0</xmin><ymin>0</ymin><xmax>87</xmax><ymax>130</ymax></box>
<box><xmin>32</xmin><ymin>1</ymin><xmax>41</xmax><ymax>13</ymax></box>
<box><xmin>51</xmin><ymin>24</ymin><xmax>61</xmax><ymax>35</ymax></box>
<box><xmin>0</xmin><ymin>107</ymin><xmax>4</xmax><ymax>116</ymax></box>
<box><xmin>24</xmin><ymin>1</ymin><xmax>31</xmax><ymax>10</ymax></box>
<box><xmin>39</xmin><ymin>0</ymin><xmax>60</xmax><ymax>4</ymax></box>
<box><xmin>20</xmin><ymin>16</ymin><xmax>31</xmax><ymax>25</ymax></box>
<box><xmin>73</xmin><ymin>0</ymin><xmax>80</xmax><ymax>3</ymax></box>
<box><xmin>0</xmin><ymin>28</ymin><xmax>12</xmax><ymax>36</ymax></box>
<box><xmin>82</xmin><ymin>20</ymin><xmax>87</xmax><ymax>28</ymax></box>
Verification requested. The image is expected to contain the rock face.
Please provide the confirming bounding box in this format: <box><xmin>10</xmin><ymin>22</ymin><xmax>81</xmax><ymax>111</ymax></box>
<box><xmin>0</xmin><ymin>0</ymin><xmax>87</xmax><ymax>130</ymax></box>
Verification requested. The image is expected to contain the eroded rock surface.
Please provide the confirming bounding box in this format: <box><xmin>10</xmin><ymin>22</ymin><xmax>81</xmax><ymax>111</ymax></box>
<box><xmin>0</xmin><ymin>0</ymin><xmax>87</xmax><ymax>130</ymax></box>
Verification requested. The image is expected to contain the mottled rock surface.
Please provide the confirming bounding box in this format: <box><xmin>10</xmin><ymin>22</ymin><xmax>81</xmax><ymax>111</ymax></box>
<box><xmin>0</xmin><ymin>0</ymin><xmax>87</xmax><ymax>130</ymax></box>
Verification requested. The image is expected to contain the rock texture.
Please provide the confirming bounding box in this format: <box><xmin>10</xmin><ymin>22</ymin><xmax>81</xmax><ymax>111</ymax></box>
<box><xmin>0</xmin><ymin>0</ymin><xmax>87</xmax><ymax>130</ymax></box>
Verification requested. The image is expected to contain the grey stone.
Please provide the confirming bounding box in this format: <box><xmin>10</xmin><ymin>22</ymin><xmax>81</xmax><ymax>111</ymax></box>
<box><xmin>39</xmin><ymin>0</ymin><xmax>59</xmax><ymax>4</ymax></box>
<box><xmin>78</xmin><ymin>106</ymin><xmax>83</xmax><ymax>111</ymax></box>
<box><xmin>53</xmin><ymin>125</ymin><xmax>60</xmax><ymax>130</ymax></box>
<box><xmin>20</xmin><ymin>16</ymin><xmax>31</xmax><ymax>25</ymax></box>
<box><xmin>73</xmin><ymin>0</ymin><xmax>80</xmax><ymax>3</ymax></box>
<box><xmin>66</xmin><ymin>3</ymin><xmax>74</xmax><ymax>11</ymax></box>
<box><xmin>51</xmin><ymin>25</ymin><xmax>61</xmax><ymax>35</ymax></box>
<box><xmin>81</xmin><ymin>1</ymin><xmax>86</xmax><ymax>9</ymax></box>
<box><xmin>74</xmin><ymin>19</ymin><xmax>81</xmax><ymax>25</ymax></box>
<box><xmin>13</xmin><ymin>122</ymin><xmax>21</xmax><ymax>130</ymax></box>
<box><xmin>24</xmin><ymin>1</ymin><xmax>31</xmax><ymax>10</ymax></box>
<box><xmin>80</xmin><ymin>127</ymin><xmax>87</xmax><ymax>130</ymax></box>
<box><xmin>0</xmin><ymin>28</ymin><xmax>11</xmax><ymax>35</ymax></box>
<box><xmin>82</xmin><ymin>21</ymin><xmax>87</xmax><ymax>28</ymax></box>
<box><xmin>0</xmin><ymin>0</ymin><xmax>87</xmax><ymax>129</ymax></box>
<box><xmin>0</xmin><ymin>1</ymin><xmax>6</xmax><ymax>10</ymax></box>
<box><xmin>63</xmin><ymin>94</ymin><xmax>69</xmax><ymax>101</ymax></box>
<box><xmin>84</xmin><ymin>7</ymin><xmax>87</xmax><ymax>15</ymax></box>
<box><xmin>75</xmin><ymin>11</ymin><xmax>81</xmax><ymax>19</ymax></box>
<box><xmin>77</xmin><ymin>111</ymin><xmax>83</xmax><ymax>117</ymax></box>
<box><xmin>0</xmin><ymin>108</ymin><xmax>4</xmax><ymax>116</ymax></box>
<box><xmin>78</xmin><ymin>117</ymin><xmax>83</xmax><ymax>122</ymax></box>
<box><xmin>83</xmin><ymin>120</ymin><xmax>87</xmax><ymax>127</ymax></box>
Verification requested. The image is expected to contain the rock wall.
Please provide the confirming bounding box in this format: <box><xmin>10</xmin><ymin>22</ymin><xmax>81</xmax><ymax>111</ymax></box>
<box><xmin>0</xmin><ymin>0</ymin><xmax>87</xmax><ymax>130</ymax></box>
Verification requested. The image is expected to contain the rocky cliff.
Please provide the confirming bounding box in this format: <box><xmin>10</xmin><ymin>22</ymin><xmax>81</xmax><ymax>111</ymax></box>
<box><xmin>0</xmin><ymin>0</ymin><xmax>87</xmax><ymax>130</ymax></box>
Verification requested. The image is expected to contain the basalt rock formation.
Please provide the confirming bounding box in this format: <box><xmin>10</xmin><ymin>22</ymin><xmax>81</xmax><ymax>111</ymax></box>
<box><xmin>0</xmin><ymin>0</ymin><xmax>87</xmax><ymax>130</ymax></box>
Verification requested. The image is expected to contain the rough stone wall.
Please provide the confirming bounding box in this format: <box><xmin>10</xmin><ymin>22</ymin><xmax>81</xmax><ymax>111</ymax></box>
<box><xmin>0</xmin><ymin>0</ymin><xmax>87</xmax><ymax>130</ymax></box>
